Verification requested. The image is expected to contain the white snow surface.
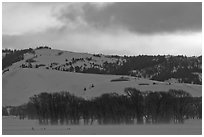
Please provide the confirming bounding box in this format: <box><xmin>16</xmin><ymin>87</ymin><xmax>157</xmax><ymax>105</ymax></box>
<box><xmin>3</xmin><ymin>68</ymin><xmax>202</xmax><ymax>106</ymax></box>
<box><xmin>2</xmin><ymin>116</ymin><xmax>202</xmax><ymax>135</ymax></box>
<box><xmin>2</xmin><ymin>48</ymin><xmax>202</xmax><ymax>106</ymax></box>
<box><xmin>4</xmin><ymin>48</ymin><xmax>125</xmax><ymax>74</ymax></box>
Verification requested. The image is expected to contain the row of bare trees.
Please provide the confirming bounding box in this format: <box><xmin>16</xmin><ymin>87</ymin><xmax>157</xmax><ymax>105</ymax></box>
<box><xmin>7</xmin><ymin>88</ymin><xmax>201</xmax><ymax>125</ymax></box>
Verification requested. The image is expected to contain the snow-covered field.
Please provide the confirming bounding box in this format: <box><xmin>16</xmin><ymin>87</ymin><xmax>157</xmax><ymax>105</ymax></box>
<box><xmin>2</xmin><ymin>116</ymin><xmax>202</xmax><ymax>135</ymax></box>
<box><xmin>2</xmin><ymin>48</ymin><xmax>202</xmax><ymax>135</ymax></box>
<box><xmin>3</xmin><ymin>68</ymin><xmax>202</xmax><ymax>106</ymax></box>
<box><xmin>2</xmin><ymin>48</ymin><xmax>202</xmax><ymax>106</ymax></box>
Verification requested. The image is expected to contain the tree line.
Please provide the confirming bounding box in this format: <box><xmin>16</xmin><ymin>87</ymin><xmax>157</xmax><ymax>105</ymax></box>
<box><xmin>2</xmin><ymin>48</ymin><xmax>34</xmax><ymax>70</ymax></box>
<box><xmin>4</xmin><ymin>88</ymin><xmax>201</xmax><ymax>125</ymax></box>
<box><xmin>52</xmin><ymin>55</ymin><xmax>202</xmax><ymax>85</ymax></box>
<box><xmin>3</xmin><ymin>47</ymin><xmax>202</xmax><ymax>84</ymax></box>
<box><xmin>104</xmin><ymin>55</ymin><xmax>202</xmax><ymax>84</ymax></box>
<box><xmin>2</xmin><ymin>46</ymin><xmax>52</xmax><ymax>70</ymax></box>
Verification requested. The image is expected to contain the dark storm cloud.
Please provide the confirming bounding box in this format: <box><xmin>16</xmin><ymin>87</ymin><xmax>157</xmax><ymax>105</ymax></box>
<box><xmin>81</xmin><ymin>2</ymin><xmax>202</xmax><ymax>34</ymax></box>
<box><xmin>2</xmin><ymin>2</ymin><xmax>202</xmax><ymax>56</ymax></box>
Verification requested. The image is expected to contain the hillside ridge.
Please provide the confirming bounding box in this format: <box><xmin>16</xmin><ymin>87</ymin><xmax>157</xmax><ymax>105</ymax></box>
<box><xmin>3</xmin><ymin>46</ymin><xmax>202</xmax><ymax>84</ymax></box>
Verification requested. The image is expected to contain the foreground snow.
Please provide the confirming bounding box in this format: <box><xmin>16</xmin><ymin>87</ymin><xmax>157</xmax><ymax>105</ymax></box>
<box><xmin>2</xmin><ymin>117</ymin><xmax>201</xmax><ymax>135</ymax></box>
<box><xmin>3</xmin><ymin>68</ymin><xmax>202</xmax><ymax>106</ymax></box>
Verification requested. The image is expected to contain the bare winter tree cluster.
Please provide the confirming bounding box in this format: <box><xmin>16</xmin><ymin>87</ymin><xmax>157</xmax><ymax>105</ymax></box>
<box><xmin>6</xmin><ymin>89</ymin><xmax>201</xmax><ymax>125</ymax></box>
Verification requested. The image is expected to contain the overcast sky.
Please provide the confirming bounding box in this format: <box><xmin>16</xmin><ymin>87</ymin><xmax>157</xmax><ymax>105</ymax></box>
<box><xmin>2</xmin><ymin>2</ymin><xmax>202</xmax><ymax>56</ymax></box>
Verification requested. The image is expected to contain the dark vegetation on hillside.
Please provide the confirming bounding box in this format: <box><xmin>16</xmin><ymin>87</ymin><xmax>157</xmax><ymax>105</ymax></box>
<box><xmin>2</xmin><ymin>47</ymin><xmax>202</xmax><ymax>84</ymax></box>
<box><xmin>50</xmin><ymin>55</ymin><xmax>202</xmax><ymax>84</ymax></box>
<box><xmin>2</xmin><ymin>48</ymin><xmax>34</xmax><ymax>70</ymax></box>
<box><xmin>82</xmin><ymin>55</ymin><xmax>202</xmax><ymax>84</ymax></box>
<box><xmin>36</xmin><ymin>46</ymin><xmax>51</xmax><ymax>50</ymax></box>
<box><xmin>2</xmin><ymin>46</ymin><xmax>51</xmax><ymax>70</ymax></box>
<box><xmin>3</xmin><ymin>89</ymin><xmax>201</xmax><ymax>125</ymax></box>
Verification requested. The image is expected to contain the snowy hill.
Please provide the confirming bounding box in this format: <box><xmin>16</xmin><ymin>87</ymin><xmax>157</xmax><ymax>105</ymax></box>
<box><xmin>3</xmin><ymin>47</ymin><xmax>202</xmax><ymax>85</ymax></box>
<box><xmin>2</xmin><ymin>47</ymin><xmax>202</xmax><ymax>106</ymax></box>
<box><xmin>3</xmin><ymin>68</ymin><xmax>201</xmax><ymax>106</ymax></box>
<box><xmin>3</xmin><ymin>48</ymin><xmax>125</xmax><ymax>74</ymax></box>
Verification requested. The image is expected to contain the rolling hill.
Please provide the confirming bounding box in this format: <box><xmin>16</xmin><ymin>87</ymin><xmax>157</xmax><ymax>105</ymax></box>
<box><xmin>2</xmin><ymin>47</ymin><xmax>202</xmax><ymax>106</ymax></box>
<box><xmin>3</xmin><ymin>68</ymin><xmax>201</xmax><ymax>106</ymax></box>
<box><xmin>3</xmin><ymin>47</ymin><xmax>202</xmax><ymax>84</ymax></box>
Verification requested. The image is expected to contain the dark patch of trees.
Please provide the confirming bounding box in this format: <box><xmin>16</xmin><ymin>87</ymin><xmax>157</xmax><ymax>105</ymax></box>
<box><xmin>2</xmin><ymin>48</ymin><xmax>34</xmax><ymax>70</ymax></box>
<box><xmin>6</xmin><ymin>89</ymin><xmax>201</xmax><ymax>125</ymax></box>
<box><xmin>35</xmin><ymin>64</ymin><xmax>46</xmax><ymax>68</ymax></box>
<box><xmin>82</xmin><ymin>67</ymin><xmax>103</xmax><ymax>74</ymax></box>
<box><xmin>36</xmin><ymin>46</ymin><xmax>51</xmax><ymax>50</ymax></box>
<box><xmin>110</xmin><ymin>77</ymin><xmax>130</xmax><ymax>82</ymax></box>
<box><xmin>93</xmin><ymin>54</ymin><xmax>101</xmax><ymax>57</ymax></box>
<box><xmin>71</xmin><ymin>58</ymin><xmax>84</xmax><ymax>64</ymax></box>
<box><xmin>26</xmin><ymin>58</ymin><xmax>36</xmax><ymax>63</ymax></box>
<box><xmin>86</xmin><ymin>57</ymin><xmax>92</xmax><ymax>61</ymax></box>
<box><xmin>2</xmin><ymin>48</ymin><xmax>14</xmax><ymax>53</ymax></box>
<box><xmin>2</xmin><ymin>107</ymin><xmax>9</xmax><ymax>116</ymax></box>
<box><xmin>111</xmin><ymin>55</ymin><xmax>201</xmax><ymax>84</ymax></box>
<box><xmin>106</xmin><ymin>55</ymin><xmax>120</xmax><ymax>58</ymax></box>
<box><xmin>67</xmin><ymin>55</ymin><xmax>201</xmax><ymax>84</ymax></box>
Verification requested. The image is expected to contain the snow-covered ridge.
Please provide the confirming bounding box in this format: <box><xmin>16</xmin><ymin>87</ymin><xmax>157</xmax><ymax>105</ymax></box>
<box><xmin>3</xmin><ymin>48</ymin><xmax>202</xmax><ymax>85</ymax></box>
<box><xmin>2</xmin><ymin>48</ymin><xmax>202</xmax><ymax>106</ymax></box>
<box><xmin>4</xmin><ymin>48</ymin><xmax>125</xmax><ymax>73</ymax></box>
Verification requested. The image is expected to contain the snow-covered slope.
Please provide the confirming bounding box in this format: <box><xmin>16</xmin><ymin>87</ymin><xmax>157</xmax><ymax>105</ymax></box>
<box><xmin>3</xmin><ymin>48</ymin><xmax>125</xmax><ymax>73</ymax></box>
<box><xmin>3</xmin><ymin>68</ymin><xmax>201</xmax><ymax>106</ymax></box>
<box><xmin>3</xmin><ymin>48</ymin><xmax>202</xmax><ymax>85</ymax></box>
